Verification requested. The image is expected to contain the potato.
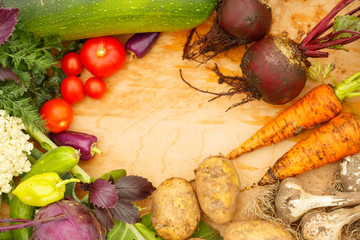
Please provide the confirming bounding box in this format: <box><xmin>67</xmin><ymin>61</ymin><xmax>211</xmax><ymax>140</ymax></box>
<box><xmin>151</xmin><ymin>177</ymin><xmax>200</xmax><ymax>240</ymax></box>
<box><xmin>224</xmin><ymin>220</ymin><xmax>294</xmax><ymax>240</ymax></box>
<box><xmin>195</xmin><ymin>155</ymin><xmax>240</xmax><ymax>224</ymax></box>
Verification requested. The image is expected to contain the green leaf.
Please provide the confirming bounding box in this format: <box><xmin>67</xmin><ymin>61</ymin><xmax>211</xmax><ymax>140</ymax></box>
<box><xmin>100</xmin><ymin>169</ymin><xmax>127</xmax><ymax>182</ymax></box>
<box><xmin>331</xmin><ymin>15</ymin><xmax>360</xmax><ymax>50</ymax></box>
<box><xmin>333</xmin><ymin>15</ymin><xmax>360</xmax><ymax>36</ymax></box>
<box><xmin>190</xmin><ymin>221</ymin><xmax>223</xmax><ymax>240</ymax></box>
<box><xmin>140</xmin><ymin>213</ymin><xmax>156</xmax><ymax>231</ymax></box>
<box><xmin>0</xmin><ymin>230</ymin><xmax>13</xmax><ymax>240</ymax></box>
<box><xmin>61</xmin><ymin>172</ymin><xmax>81</xmax><ymax>202</ymax></box>
<box><xmin>107</xmin><ymin>220</ymin><xmax>161</xmax><ymax>240</ymax></box>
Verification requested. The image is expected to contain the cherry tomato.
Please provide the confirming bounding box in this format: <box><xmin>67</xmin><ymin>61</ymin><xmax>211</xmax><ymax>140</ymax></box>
<box><xmin>61</xmin><ymin>76</ymin><xmax>85</xmax><ymax>104</ymax></box>
<box><xmin>80</xmin><ymin>36</ymin><xmax>126</xmax><ymax>78</ymax></box>
<box><xmin>85</xmin><ymin>77</ymin><xmax>107</xmax><ymax>99</ymax></box>
<box><xmin>40</xmin><ymin>99</ymin><xmax>74</xmax><ymax>133</ymax></box>
<box><xmin>61</xmin><ymin>52</ymin><xmax>83</xmax><ymax>76</ymax></box>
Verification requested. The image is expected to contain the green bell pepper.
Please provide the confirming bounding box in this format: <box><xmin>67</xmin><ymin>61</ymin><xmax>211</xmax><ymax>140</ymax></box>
<box><xmin>12</xmin><ymin>172</ymin><xmax>80</xmax><ymax>207</ymax></box>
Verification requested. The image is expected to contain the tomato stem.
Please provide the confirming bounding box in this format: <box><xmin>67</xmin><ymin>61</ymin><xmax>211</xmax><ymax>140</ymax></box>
<box><xmin>96</xmin><ymin>47</ymin><xmax>106</xmax><ymax>57</ymax></box>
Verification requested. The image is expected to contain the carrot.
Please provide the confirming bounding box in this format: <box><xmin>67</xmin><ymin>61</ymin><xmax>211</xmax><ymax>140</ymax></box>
<box><xmin>245</xmin><ymin>112</ymin><xmax>360</xmax><ymax>190</ymax></box>
<box><xmin>227</xmin><ymin>71</ymin><xmax>360</xmax><ymax>160</ymax></box>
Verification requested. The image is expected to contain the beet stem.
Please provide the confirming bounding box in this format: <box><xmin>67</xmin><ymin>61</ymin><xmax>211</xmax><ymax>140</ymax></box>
<box><xmin>305</xmin><ymin>31</ymin><xmax>360</xmax><ymax>50</ymax></box>
<box><xmin>300</xmin><ymin>0</ymin><xmax>355</xmax><ymax>48</ymax></box>
<box><xmin>308</xmin><ymin>5</ymin><xmax>360</xmax><ymax>44</ymax></box>
<box><xmin>298</xmin><ymin>0</ymin><xmax>360</xmax><ymax>58</ymax></box>
<box><xmin>302</xmin><ymin>50</ymin><xmax>329</xmax><ymax>58</ymax></box>
<box><xmin>309</xmin><ymin>26</ymin><xmax>360</xmax><ymax>44</ymax></box>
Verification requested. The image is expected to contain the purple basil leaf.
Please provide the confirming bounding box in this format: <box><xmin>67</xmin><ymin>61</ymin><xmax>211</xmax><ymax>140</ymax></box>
<box><xmin>110</xmin><ymin>199</ymin><xmax>140</xmax><ymax>224</ymax></box>
<box><xmin>94</xmin><ymin>206</ymin><xmax>115</xmax><ymax>232</ymax></box>
<box><xmin>115</xmin><ymin>175</ymin><xmax>156</xmax><ymax>201</ymax></box>
<box><xmin>0</xmin><ymin>8</ymin><xmax>19</xmax><ymax>45</ymax></box>
<box><xmin>0</xmin><ymin>66</ymin><xmax>19</xmax><ymax>82</ymax></box>
<box><xmin>90</xmin><ymin>178</ymin><xmax>118</xmax><ymax>208</ymax></box>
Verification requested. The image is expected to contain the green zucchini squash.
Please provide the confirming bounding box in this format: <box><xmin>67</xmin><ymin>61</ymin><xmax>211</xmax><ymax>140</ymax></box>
<box><xmin>10</xmin><ymin>196</ymin><xmax>35</xmax><ymax>240</ymax></box>
<box><xmin>3</xmin><ymin>0</ymin><xmax>219</xmax><ymax>41</ymax></box>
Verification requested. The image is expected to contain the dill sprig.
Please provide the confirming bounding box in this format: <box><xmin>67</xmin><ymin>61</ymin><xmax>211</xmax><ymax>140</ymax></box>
<box><xmin>0</xmin><ymin>80</ymin><xmax>47</xmax><ymax>132</ymax></box>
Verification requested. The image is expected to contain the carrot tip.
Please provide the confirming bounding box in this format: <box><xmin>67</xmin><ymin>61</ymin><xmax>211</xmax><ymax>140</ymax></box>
<box><xmin>226</xmin><ymin>151</ymin><xmax>239</xmax><ymax>160</ymax></box>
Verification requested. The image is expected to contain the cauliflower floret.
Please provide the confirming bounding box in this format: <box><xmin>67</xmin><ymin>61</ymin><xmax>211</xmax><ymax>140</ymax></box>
<box><xmin>0</xmin><ymin>110</ymin><xmax>33</xmax><ymax>195</ymax></box>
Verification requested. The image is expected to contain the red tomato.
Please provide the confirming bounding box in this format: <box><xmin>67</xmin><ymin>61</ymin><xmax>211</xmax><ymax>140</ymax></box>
<box><xmin>80</xmin><ymin>36</ymin><xmax>126</xmax><ymax>78</ymax></box>
<box><xmin>61</xmin><ymin>76</ymin><xmax>85</xmax><ymax>104</ymax></box>
<box><xmin>61</xmin><ymin>52</ymin><xmax>83</xmax><ymax>76</ymax></box>
<box><xmin>40</xmin><ymin>99</ymin><xmax>74</xmax><ymax>133</ymax></box>
<box><xmin>85</xmin><ymin>77</ymin><xmax>107</xmax><ymax>99</ymax></box>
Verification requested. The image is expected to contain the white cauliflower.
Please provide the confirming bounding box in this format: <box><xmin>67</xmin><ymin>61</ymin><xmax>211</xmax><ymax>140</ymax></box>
<box><xmin>0</xmin><ymin>110</ymin><xmax>33</xmax><ymax>194</ymax></box>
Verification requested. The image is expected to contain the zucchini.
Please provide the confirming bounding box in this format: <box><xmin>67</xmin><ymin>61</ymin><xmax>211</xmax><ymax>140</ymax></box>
<box><xmin>10</xmin><ymin>196</ymin><xmax>35</xmax><ymax>240</ymax></box>
<box><xmin>21</xmin><ymin>146</ymin><xmax>80</xmax><ymax>182</ymax></box>
<box><xmin>3</xmin><ymin>0</ymin><xmax>219</xmax><ymax>41</ymax></box>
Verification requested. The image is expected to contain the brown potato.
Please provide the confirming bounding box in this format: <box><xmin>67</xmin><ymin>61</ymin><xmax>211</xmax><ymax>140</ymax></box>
<box><xmin>151</xmin><ymin>177</ymin><xmax>200</xmax><ymax>240</ymax></box>
<box><xmin>224</xmin><ymin>220</ymin><xmax>294</xmax><ymax>240</ymax></box>
<box><xmin>195</xmin><ymin>156</ymin><xmax>240</xmax><ymax>224</ymax></box>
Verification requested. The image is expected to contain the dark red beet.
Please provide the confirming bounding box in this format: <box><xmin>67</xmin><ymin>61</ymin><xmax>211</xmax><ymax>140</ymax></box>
<box><xmin>218</xmin><ymin>0</ymin><xmax>272</xmax><ymax>41</ymax></box>
<box><xmin>183</xmin><ymin>0</ymin><xmax>272</xmax><ymax>63</ymax></box>
<box><xmin>240</xmin><ymin>36</ymin><xmax>307</xmax><ymax>104</ymax></box>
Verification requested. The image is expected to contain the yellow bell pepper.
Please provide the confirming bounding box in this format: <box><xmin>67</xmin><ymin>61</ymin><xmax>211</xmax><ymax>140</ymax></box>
<box><xmin>12</xmin><ymin>172</ymin><xmax>80</xmax><ymax>207</ymax></box>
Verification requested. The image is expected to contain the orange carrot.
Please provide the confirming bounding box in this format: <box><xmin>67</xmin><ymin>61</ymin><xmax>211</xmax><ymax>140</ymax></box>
<box><xmin>227</xmin><ymin>71</ymin><xmax>360</xmax><ymax>160</ymax></box>
<box><xmin>254</xmin><ymin>112</ymin><xmax>360</xmax><ymax>188</ymax></box>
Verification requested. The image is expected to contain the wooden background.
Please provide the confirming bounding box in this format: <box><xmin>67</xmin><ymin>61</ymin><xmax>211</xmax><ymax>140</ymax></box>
<box><xmin>2</xmin><ymin>0</ymin><xmax>360</xmax><ymax>235</ymax></box>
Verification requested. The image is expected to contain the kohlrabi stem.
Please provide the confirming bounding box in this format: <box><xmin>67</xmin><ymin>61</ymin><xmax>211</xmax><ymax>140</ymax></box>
<box><xmin>0</xmin><ymin>214</ymin><xmax>67</xmax><ymax>232</ymax></box>
<box><xmin>26</xmin><ymin>126</ymin><xmax>92</xmax><ymax>183</ymax></box>
<box><xmin>334</xmin><ymin>71</ymin><xmax>360</xmax><ymax>101</ymax></box>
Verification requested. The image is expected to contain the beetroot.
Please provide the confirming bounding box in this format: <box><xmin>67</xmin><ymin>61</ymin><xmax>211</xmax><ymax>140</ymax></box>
<box><xmin>32</xmin><ymin>199</ymin><xmax>104</xmax><ymax>240</ymax></box>
<box><xmin>218</xmin><ymin>0</ymin><xmax>272</xmax><ymax>41</ymax></box>
<box><xmin>183</xmin><ymin>0</ymin><xmax>272</xmax><ymax>63</ymax></box>
<box><xmin>240</xmin><ymin>36</ymin><xmax>307</xmax><ymax>104</ymax></box>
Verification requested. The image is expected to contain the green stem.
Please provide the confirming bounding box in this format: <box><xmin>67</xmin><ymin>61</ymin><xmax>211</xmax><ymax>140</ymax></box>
<box><xmin>91</xmin><ymin>144</ymin><xmax>102</xmax><ymax>156</ymax></box>
<box><xmin>56</xmin><ymin>178</ymin><xmax>80</xmax><ymax>188</ymax></box>
<box><xmin>71</xmin><ymin>165</ymin><xmax>92</xmax><ymax>183</ymax></box>
<box><xmin>25</xmin><ymin>126</ymin><xmax>92</xmax><ymax>183</ymax></box>
<box><xmin>26</xmin><ymin>154</ymin><xmax>37</xmax><ymax>165</ymax></box>
<box><xmin>26</xmin><ymin>126</ymin><xmax>57</xmax><ymax>150</ymax></box>
<box><xmin>30</xmin><ymin>148</ymin><xmax>43</xmax><ymax>160</ymax></box>
<box><xmin>334</xmin><ymin>71</ymin><xmax>360</xmax><ymax>102</ymax></box>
